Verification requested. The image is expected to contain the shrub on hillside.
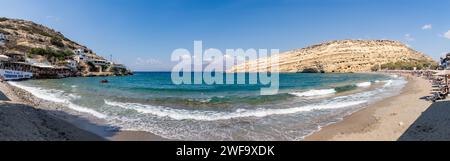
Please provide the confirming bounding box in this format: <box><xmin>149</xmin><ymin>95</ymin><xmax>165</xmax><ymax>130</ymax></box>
<box><xmin>372</xmin><ymin>60</ymin><xmax>438</xmax><ymax>71</ymax></box>
<box><xmin>29</xmin><ymin>47</ymin><xmax>74</xmax><ymax>61</ymax></box>
<box><xmin>51</xmin><ymin>37</ymin><xmax>65</xmax><ymax>48</ymax></box>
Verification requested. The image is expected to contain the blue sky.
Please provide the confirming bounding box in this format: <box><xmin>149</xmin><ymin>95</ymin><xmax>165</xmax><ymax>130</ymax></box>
<box><xmin>1</xmin><ymin>0</ymin><xmax>449</xmax><ymax>71</ymax></box>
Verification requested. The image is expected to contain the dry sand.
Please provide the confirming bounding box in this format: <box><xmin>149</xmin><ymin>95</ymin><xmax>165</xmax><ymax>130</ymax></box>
<box><xmin>305</xmin><ymin>75</ymin><xmax>450</xmax><ymax>141</ymax></box>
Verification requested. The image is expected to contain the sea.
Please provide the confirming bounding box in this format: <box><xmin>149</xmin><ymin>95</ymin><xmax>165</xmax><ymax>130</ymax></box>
<box><xmin>8</xmin><ymin>72</ymin><xmax>406</xmax><ymax>140</ymax></box>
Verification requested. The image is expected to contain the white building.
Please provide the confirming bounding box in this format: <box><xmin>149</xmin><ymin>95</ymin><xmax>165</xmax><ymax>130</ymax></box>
<box><xmin>89</xmin><ymin>59</ymin><xmax>108</xmax><ymax>66</ymax></box>
<box><xmin>66</xmin><ymin>59</ymin><xmax>78</xmax><ymax>69</ymax></box>
<box><xmin>74</xmin><ymin>49</ymin><xmax>86</xmax><ymax>63</ymax></box>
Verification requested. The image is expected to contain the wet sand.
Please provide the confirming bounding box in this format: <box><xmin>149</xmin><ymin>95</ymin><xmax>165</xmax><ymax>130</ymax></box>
<box><xmin>109</xmin><ymin>131</ymin><xmax>170</xmax><ymax>141</ymax></box>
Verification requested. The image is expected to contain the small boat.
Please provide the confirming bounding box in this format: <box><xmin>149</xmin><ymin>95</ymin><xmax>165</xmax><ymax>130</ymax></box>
<box><xmin>0</xmin><ymin>69</ymin><xmax>33</xmax><ymax>81</ymax></box>
<box><xmin>100</xmin><ymin>79</ymin><xmax>109</xmax><ymax>83</ymax></box>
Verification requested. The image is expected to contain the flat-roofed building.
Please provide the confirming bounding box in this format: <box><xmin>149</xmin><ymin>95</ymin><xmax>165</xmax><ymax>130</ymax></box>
<box><xmin>74</xmin><ymin>49</ymin><xmax>86</xmax><ymax>63</ymax></box>
<box><xmin>0</xmin><ymin>33</ymin><xmax>7</xmax><ymax>46</ymax></box>
<box><xmin>66</xmin><ymin>59</ymin><xmax>78</xmax><ymax>69</ymax></box>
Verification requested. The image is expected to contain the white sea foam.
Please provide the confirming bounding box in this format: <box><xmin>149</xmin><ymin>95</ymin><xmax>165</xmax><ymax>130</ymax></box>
<box><xmin>9</xmin><ymin>82</ymin><xmax>67</xmax><ymax>103</ymax></box>
<box><xmin>290</xmin><ymin>89</ymin><xmax>336</xmax><ymax>97</ymax></box>
<box><xmin>383</xmin><ymin>80</ymin><xmax>393</xmax><ymax>87</ymax></box>
<box><xmin>390</xmin><ymin>74</ymin><xmax>399</xmax><ymax>78</ymax></box>
<box><xmin>356</xmin><ymin>82</ymin><xmax>372</xmax><ymax>87</ymax></box>
<box><xmin>67</xmin><ymin>103</ymin><xmax>107</xmax><ymax>118</ymax></box>
<box><xmin>8</xmin><ymin>82</ymin><xmax>107</xmax><ymax>119</ymax></box>
<box><xmin>104</xmin><ymin>99</ymin><xmax>366</xmax><ymax>121</ymax></box>
<box><xmin>68</xmin><ymin>93</ymin><xmax>81</xmax><ymax>100</ymax></box>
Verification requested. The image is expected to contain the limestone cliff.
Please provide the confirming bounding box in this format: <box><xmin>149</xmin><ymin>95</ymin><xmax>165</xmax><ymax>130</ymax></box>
<box><xmin>229</xmin><ymin>40</ymin><xmax>437</xmax><ymax>73</ymax></box>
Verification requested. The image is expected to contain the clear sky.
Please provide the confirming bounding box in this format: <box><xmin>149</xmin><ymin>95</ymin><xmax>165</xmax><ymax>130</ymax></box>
<box><xmin>1</xmin><ymin>0</ymin><xmax>449</xmax><ymax>71</ymax></box>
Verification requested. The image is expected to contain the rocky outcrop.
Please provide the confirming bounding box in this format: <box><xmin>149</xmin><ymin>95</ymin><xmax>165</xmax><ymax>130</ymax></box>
<box><xmin>0</xmin><ymin>17</ymin><xmax>132</xmax><ymax>76</ymax></box>
<box><xmin>229</xmin><ymin>40</ymin><xmax>437</xmax><ymax>73</ymax></box>
<box><xmin>0</xmin><ymin>18</ymin><xmax>92</xmax><ymax>55</ymax></box>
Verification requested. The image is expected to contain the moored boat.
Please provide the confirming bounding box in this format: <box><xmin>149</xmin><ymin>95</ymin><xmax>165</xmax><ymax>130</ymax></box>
<box><xmin>0</xmin><ymin>69</ymin><xmax>33</xmax><ymax>81</ymax></box>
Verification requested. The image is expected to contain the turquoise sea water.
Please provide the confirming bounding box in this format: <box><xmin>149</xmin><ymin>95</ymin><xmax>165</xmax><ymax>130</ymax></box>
<box><xmin>10</xmin><ymin>72</ymin><xmax>406</xmax><ymax>140</ymax></box>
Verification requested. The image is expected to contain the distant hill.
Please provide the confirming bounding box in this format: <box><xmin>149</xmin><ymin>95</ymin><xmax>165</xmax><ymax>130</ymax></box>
<box><xmin>0</xmin><ymin>17</ymin><xmax>131</xmax><ymax>76</ymax></box>
<box><xmin>229</xmin><ymin>40</ymin><xmax>438</xmax><ymax>73</ymax></box>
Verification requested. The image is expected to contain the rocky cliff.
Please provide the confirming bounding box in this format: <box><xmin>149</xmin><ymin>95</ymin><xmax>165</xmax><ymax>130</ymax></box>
<box><xmin>229</xmin><ymin>40</ymin><xmax>437</xmax><ymax>73</ymax></box>
<box><xmin>0</xmin><ymin>17</ymin><xmax>131</xmax><ymax>76</ymax></box>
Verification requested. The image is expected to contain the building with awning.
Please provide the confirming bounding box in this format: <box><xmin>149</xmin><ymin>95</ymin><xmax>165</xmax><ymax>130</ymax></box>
<box><xmin>30</xmin><ymin>62</ymin><xmax>55</xmax><ymax>69</ymax></box>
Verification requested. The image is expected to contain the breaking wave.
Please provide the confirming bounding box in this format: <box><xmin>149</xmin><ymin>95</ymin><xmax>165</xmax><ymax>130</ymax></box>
<box><xmin>104</xmin><ymin>99</ymin><xmax>367</xmax><ymax>121</ymax></box>
<box><xmin>8</xmin><ymin>82</ymin><xmax>107</xmax><ymax>119</ymax></box>
<box><xmin>290</xmin><ymin>89</ymin><xmax>337</xmax><ymax>97</ymax></box>
<box><xmin>356</xmin><ymin>82</ymin><xmax>372</xmax><ymax>87</ymax></box>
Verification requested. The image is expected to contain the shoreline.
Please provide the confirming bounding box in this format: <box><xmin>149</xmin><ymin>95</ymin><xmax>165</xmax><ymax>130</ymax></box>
<box><xmin>304</xmin><ymin>74</ymin><xmax>435</xmax><ymax>141</ymax></box>
<box><xmin>0</xmin><ymin>80</ymin><xmax>167</xmax><ymax>141</ymax></box>
<box><xmin>0</xmin><ymin>81</ymin><xmax>105</xmax><ymax>141</ymax></box>
<box><xmin>0</xmin><ymin>72</ymin><xmax>443</xmax><ymax>141</ymax></box>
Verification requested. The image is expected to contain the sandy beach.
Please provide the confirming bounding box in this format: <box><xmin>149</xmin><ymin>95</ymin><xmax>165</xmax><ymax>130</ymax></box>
<box><xmin>305</xmin><ymin>75</ymin><xmax>450</xmax><ymax>141</ymax></box>
<box><xmin>1</xmin><ymin>73</ymin><xmax>449</xmax><ymax>141</ymax></box>
<box><xmin>0</xmin><ymin>81</ymin><xmax>169</xmax><ymax>141</ymax></box>
<box><xmin>0</xmin><ymin>82</ymin><xmax>104</xmax><ymax>141</ymax></box>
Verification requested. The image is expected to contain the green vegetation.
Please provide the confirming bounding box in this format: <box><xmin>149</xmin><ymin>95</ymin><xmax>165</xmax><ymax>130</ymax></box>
<box><xmin>29</xmin><ymin>48</ymin><xmax>74</xmax><ymax>61</ymax></box>
<box><xmin>15</xmin><ymin>24</ymin><xmax>70</xmax><ymax>48</ymax></box>
<box><xmin>0</xmin><ymin>24</ymin><xmax>15</xmax><ymax>30</ymax></box>
<box><xmin>102</xmin><ymin>65</ymin><xmax>109</xmax><ymax>71</ymax></box>
<box><xmin>86</xmin><ymin>61</ymin><xmax>97</xmax><ymax>71</ymax></box>
<box><xmin>50</xmin><ymin>37</ymin><xmax>65</xmax><ymax>48</ymax></box>
<box><xmin>0</xmin><ymin>17</ymin><xmax>8</xmax><ymax>22</ymax></box>
<box><xmin>372</xmin><ymin>60</ymin><xmax>438</xmax><ymax>71</ymax></box>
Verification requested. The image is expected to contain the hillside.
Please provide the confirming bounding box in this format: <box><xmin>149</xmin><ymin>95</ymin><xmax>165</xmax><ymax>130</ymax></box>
<box><xmin>229</xmin><ymin>40</ymin><xmax>437</xmax><ymax>73</ymax></box>
<box><xmin>0</xmin><ymin>17</ymin><xmax>131</xmax><ymax>77</ymax></box>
